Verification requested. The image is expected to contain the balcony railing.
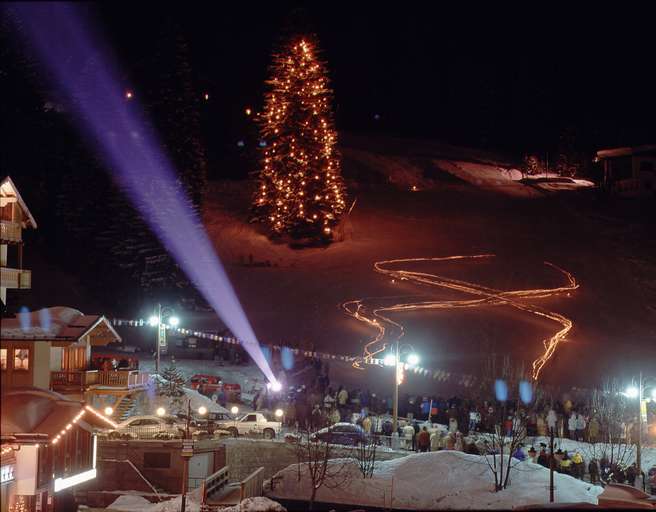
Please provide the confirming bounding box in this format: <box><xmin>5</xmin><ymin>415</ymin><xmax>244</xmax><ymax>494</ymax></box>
<box><xmin>51</xmin><ymin>370</ymin><xmax>150</xmax><ymax>391</ymax></box>
<box><xmin>0</xmin><ymin>221</ymin><xmax>22</xmax><ymax>243</ymax></box>
<box><xmin>1</xmin><ymin>267</ymin><xmax>31</xmax><ymax>289</ymax></box>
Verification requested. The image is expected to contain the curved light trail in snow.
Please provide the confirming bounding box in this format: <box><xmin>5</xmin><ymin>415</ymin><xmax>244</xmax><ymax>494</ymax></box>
<box><xmin>342</xmin><ymin>255</ymin><xmax>578</xmax><ymax>380</ymax></box>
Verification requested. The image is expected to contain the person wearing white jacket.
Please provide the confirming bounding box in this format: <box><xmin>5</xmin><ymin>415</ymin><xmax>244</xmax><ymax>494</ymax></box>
<box><xmin>568</xmin><ymin>412</ymin><xmax>578</xmax><ymax>439</ymax></box>
<box><xmin>546</xmin><ymin>409</ymin><xmax>557</xmax><ymax>434</ymax></box>
<box><xmin>575</xmin><ymin>414</ymin><xmax>586</xmax><ymax>441</ymax></box>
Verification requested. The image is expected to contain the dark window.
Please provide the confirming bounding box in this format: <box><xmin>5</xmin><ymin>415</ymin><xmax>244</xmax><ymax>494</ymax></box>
<box><xmin>142</xmin><ymin>419</ymin><xmax>160</xmax><ymax>426</ymax></box>
<box><xmin>245</xmin><ymin>415</ymin><xmax>257</xmax><ymax>422</ymax></box>
<box><xmin>143</xmin><ymin>452</ymin><xmax>171</xmax><ymax>469</ymax></box>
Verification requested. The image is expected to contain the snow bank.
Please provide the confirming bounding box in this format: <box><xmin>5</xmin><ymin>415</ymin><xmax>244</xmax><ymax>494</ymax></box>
<box><xmin>109</xmin><ymin>488</ymin><xmax>203</xmax><ymax>512</ymax></box>
<box><xmin>221</xmin><ymin>497</ymin><xmax>287</xmax><ymax>512</ymax></box>
<box><xmin>268</xmin><ymin>451</ymin><xmax>603</xmax><ymax>510</ymax></box>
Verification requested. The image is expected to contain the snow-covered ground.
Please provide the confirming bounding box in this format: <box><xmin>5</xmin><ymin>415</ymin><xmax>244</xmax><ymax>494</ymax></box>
<box><xmin>108</xmin><ymin>488</ymin><xmax>203</xmax><ymax>512</ymax></box>
<box><xmin>267</xmin><ymin>450</ymin><xmax>604</xmax><ymax>510</ymax></box>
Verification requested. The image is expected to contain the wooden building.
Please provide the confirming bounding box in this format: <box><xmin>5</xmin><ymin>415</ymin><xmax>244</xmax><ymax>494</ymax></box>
<box><xmin>1</xmin><ymin>307</ymin><xmax>150</xmax><ymax>418</ymax></box>
<box><xmin>597</xmin><ymin>144</ymin><xmax>656</xmax><ymax>196</ymax></box>
<box><xmin>0</xmin><ymin>388</ymin><xmax>116</xmax><ymax>512</ymax></box>
<box><xmin>1</xmin><ymin>176</ymin><xmax>36</xmax><ymax>306</ymax></box>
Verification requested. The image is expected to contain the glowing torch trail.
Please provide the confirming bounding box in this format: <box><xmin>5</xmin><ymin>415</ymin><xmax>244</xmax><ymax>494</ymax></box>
<box><xmin>5</xmin><ymin>3</ymin><xmax>278</xmax><ymax>385</ymax></box>
<box><xmin>343</xmin><ymin>255</ymin><xmax>578</xmax><ymax>379</ymax></box>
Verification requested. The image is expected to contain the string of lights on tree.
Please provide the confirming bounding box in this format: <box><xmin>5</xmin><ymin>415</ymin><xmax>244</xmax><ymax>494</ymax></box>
<box><xmin>254</xmin><ymin>35</ymin><xmax>346</xmax><ymax>239</ymax></box>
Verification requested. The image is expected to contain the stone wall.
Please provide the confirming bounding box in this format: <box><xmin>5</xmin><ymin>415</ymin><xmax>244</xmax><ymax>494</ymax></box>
<box><xmin>222</xmin><ymin>438</ymin><xmax>407</xmax><ymax>481</ymax></box>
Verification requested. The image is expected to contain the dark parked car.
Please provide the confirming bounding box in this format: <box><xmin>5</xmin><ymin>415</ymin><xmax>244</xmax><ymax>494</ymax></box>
<box><xmin>311</xmin><ymin>423</ymin><xmax>366</xmax><ymax>446</ymax></box>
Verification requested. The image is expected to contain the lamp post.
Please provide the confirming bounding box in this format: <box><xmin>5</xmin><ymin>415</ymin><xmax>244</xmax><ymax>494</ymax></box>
<box><xmin>149</xmin><ymin>304</ymin><xmax>179</xmax><ymax>375</ymax></box>
<box><xmin>386</xmin><ymin>343</ymin><xmax>419</xmax><ymax>434</ymax></box>
<box><xmin>625</xmin><ymin>372</ymin><xmax>655</xmax><ymax>490</ymax></box>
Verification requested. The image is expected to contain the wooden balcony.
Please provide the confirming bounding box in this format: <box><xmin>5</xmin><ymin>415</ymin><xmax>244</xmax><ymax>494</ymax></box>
<box><xmin>51</xmin><ymin>370</ymin><xmax>150</xmax><ymax>392</ymax></box>
<box><xmin>1</xmin><ymin>267</ymin><xmax>31</xmax><ymax>289</ymax></box>
<box><xmin>0</xmin><ymin>221</ymin><xmax>22</xmax><ymax>243</ymax></box>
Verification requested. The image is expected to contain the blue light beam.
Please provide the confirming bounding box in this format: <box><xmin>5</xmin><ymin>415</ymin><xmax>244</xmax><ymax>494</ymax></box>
<box><xmin>5</xmin><ymin>3</ymin><xmax>277</xmax><ymax>385</ymax></box>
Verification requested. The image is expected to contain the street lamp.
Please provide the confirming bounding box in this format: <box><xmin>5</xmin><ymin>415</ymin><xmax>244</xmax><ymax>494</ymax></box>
<box><xmin>231</xmin><ymin>406</ymin><xmax>239</xmax><ymax>416</ymax></box>
<box><xmin>624</xmin><ymin>373</ymin><xmax>655</xmax><ymax>490</ymax></box>
<box><xmin>389</xmin><ymin>344</ymin><xmax>419</xmax><ymax>434</ymax></box>
<box><xmin>149</xmin><ymin>304</ymin><xmax>177</xmax><ymax>374</ymax></box>
<box><xmin>275</xmin><ymin>408</ymin><xmax>284</xmax><ymax>419</ymax></box>
<box><xmin>104</xmin><ymin>407</ymin><xmax>113</xmax><ymax>416</ymax></box>
<box><xmin>156</xmin><ymin>407</ymin><xmax>166</xmax><ymax>417</ymax></box>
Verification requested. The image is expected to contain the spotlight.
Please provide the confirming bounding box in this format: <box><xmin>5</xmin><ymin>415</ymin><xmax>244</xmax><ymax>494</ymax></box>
<box><xmin>125</xmin><ymin>90</ymin><xmax>133</xmax><ymax>99</ymax></box>
<box><xmin>270</xmin><ymin>381</ymin><xmax>282</xmax><ymax>392</ymax></box>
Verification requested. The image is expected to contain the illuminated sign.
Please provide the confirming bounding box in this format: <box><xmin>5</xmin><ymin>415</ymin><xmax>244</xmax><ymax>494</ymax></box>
<box><xmin>53</xmin><ymin>435</ymin><xmax>97</xmax><ymax>492</ymax></box>
<box><xmin>53</xmin><ymin>468</ymin><xmax>96</xmax><ymax>492</ymax></box>
<box><xmin>1</xmin><ymin>464</ymin><xmax>15</xmax><ymax>484</ymax></box>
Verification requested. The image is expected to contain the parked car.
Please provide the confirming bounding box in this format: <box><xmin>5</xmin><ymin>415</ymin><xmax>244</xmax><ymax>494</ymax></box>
<box><xmin>215</xmin><ymin>412</ymin><xmax>281</xmax><ymax>439</ymax></box>
<box><xmin>189</xmin><ymin>374</ymin><xmax>241</xmax><ymax>402</ymax></box>
<box><xmin>311</xmin><ymin>423</ymin><xmax>366</xmax><ymax>446</ymax></box>
<box><xmin>108</xmin><ymin>415</ymin><xmax>187</xmax><ymax>439</ymax></box>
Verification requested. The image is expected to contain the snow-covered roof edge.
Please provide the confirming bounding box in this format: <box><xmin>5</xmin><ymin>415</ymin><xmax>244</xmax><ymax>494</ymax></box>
<box><xmin>1</xmin><ymin>176</ymin><xmax>37</xmax><ymax>229</ymax></box>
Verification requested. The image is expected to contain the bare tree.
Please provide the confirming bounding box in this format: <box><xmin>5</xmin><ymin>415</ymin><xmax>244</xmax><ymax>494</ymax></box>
<box><xmin>580</xmin><ymin>382</ymin><xmax>636</xmax><ymax>481</ymax></box>
<box><xmin>480</xmin><ymin>408</ymin><xmax>529</xmax><ymax>491</ymax></box>
<box><xmin>289</xmin><ymin>427</ymin><xmax>351</xmax><ymax>510</ymax></box>
<box><xmin>353</xmin><ymin>434</ymin><xmax>377</xmax><ymax>479</ymax></box>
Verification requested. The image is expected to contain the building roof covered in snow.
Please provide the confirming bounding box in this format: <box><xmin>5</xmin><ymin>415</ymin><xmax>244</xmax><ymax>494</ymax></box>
<box><xmin>0</xmin><ymin>306</ymin><xmax>121</xmax><ymax>345</ymax></box>
<box><xmin>1</xmin><ymin>175</ymin><xmax>37</xmax><ymax>228</ymax></box>
<box><xmin>0</xmin><ymin>387</ymin><xmax>116</xmax><ymax>441</ymax></box>
<box><xmin>596</xmin><ymin>144</ymin><xmax>656</xmax><ymax>159</ymax></box>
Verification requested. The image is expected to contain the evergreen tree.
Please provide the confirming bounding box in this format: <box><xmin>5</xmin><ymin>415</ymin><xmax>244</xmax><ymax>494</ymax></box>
<box><xmin>159</xmin><ymin>361</ymin><xmax>186</xmax><ymax>400</ymax></box>
<box><xmin>254</xmin><ymin>34</ymin><xmax>346</xmax><ymax>241</ymax></box>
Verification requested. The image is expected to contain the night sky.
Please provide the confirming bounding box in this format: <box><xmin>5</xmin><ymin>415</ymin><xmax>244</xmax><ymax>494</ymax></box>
<box><xmin>93</xmin><ymin>3</ymin><xmax>655</xmax><ymax>155</ymax></box>
<box><xmin>3</xmin><ymin>4</ymin><xmax>654</xmax><ymax>176</ymax></box>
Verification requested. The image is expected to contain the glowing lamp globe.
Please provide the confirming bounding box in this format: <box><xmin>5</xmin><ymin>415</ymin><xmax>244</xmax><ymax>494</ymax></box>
<box><xmin>625</xmin><ymin>386</ymin><xmax>639</xmax><ymax>399</ymax></box>
<box><xmin>275</xmin><ymin>409</ymin><xmax>284</xmax><ymax>418</ymax></box>
<box><xmin>148</xmin><ymin>316</ymin><xmax>159</xmax><ymax>327</ymax></box>
<box><xmin>168</xmin><ymin>316</ymin><xmax>180</xmax><ymax>327</ymax></box>
<box><xmin>270</xmin><ymin>381</ymin><xmax>282</xmax><ymax>392</ymax></box>
<box><xmin>198</xmin><ymin>406</ymin><xmax>207</xmax><ymax>416</ymax></box>
<box><xmin>104</xmin><ymin>407</ymin><xmax>113</xmax><ymax>416</ymax></box>
<box><xmin>231</xmin><ymin>406</ymin><xmax>239</xmax><ymax>415</ymax></box>
<box><xmin>406</xmin><ymin>353</ymin><xmax>420</xmax><ymax>366</ymax></box>
<box><xmin>156</xmin><ymin>407</ymin><xmax>166</xmax><ymax>416</ymax></box>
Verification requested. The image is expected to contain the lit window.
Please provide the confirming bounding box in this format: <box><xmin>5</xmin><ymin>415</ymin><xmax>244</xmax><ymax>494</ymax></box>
<box><xmin>0</xmin><ymin>349</ymin><xmax>6</xmax><ymax>370</ymax></box>
<box><xmin>14</xmin><ymin>348</ymin><xmax>29</xmax><ymax>370</ymax></box>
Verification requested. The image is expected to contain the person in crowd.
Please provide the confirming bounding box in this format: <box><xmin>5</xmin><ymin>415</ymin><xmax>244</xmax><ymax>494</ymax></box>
<box><xmin>445</xmin><ymin>432</ymin><xmax>456</xmax><ymax>450</ymax></box>
<box><xmin>626</xmin><ymin>462</ymin><xmax>638</xmax><ymax>487</ymax></box>
<box><xmin>588</xmin><ymin>458</ymin><xmax>600</xmax><ymax>484</ymax></box>
<box><xmin>311</xmin><ymin>404</ymin><xmax>323</xmax><ymax>429</ymax></box>
<box><xmin>575</xmin><ymin>413</ymin><xmax>586</xmax><ymax>441</ymax></box>
<box><xmin>449</xmin><ymin>415</ymin><xmax>458</xmax><ymax>434</ymax></box>
<box><xmin>527</xmin><ymin>446</ymin><xmax>537</xmax><ymax>463</ymax></box>
<box><xmin>430</xmin><ymin>431</ymin><xmax>442</xmax><ymax>451</ymax></box>
<box><xmin>362</xmin><ymin>414</ymin><xmax>372</xmax><ymax>435</ymax></box>
<box><xmin>588</xmin><ymin>415</ymin><xmax>600</xmax><ymax>443</ymax></box>
<box><xmin>337</xmin><ymin>386</ymin><xmax>349</xmax><ymax>409</ymax></box>
<box><xmin>536</xmin><ymin>412</ymin><xmax>546</xmax><ymax>436</ymax></box>
<box><xmin>560</xmin><ymin>452</ymin><xmax>572</xmax><ymax>475</ymax></box>
<box><xmin>417</xmin><ymin>426</ymin><xmax>431</xmax><ymax>452</ymax></box>
<box><xmin>546</xmin><ymin>408</ymin><xmax>557</xmax><ymax>435</ymax></box>
<box><xmin>504</xmin><ymin>416</ymin><xmax>513</xmax><ymax>437</ymax></box>
<box><xmin>571</xmin><ymin>451</ymin><xmax>584</xmax><ymax>479</ymax></box>
<box><xmin>469</xmin><ymin>408</ymin><xmax>480</xmax><ymax>432</ymax></box>
<box><xmin>537</xmin><ymin>445</ymin><xmax>549</xmax><ymax>467</ymax></box>
<box><xmin>329</xmin><ymin>407</ymin><xmax>340</xmax><ymax>425</ymax></box>
<box><xmin>568</xmin><ymin>412</ymin><xmax>578</xmax><ymax>439</ymax></box>
<box><xmin>512</xmin><ymin>443</ymin><xmax>526</xmax><ymax>461</ymax></box>
<box><xmin>454</xmin><ymin>431</ymin><xmax>464</xmax><ymax>452</ymax></box>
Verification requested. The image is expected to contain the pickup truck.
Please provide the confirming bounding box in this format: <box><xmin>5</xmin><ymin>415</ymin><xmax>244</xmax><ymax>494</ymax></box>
<box><xmin>216</xmin><ymin>412</ymin><xmax>282</xmax><ymax>439</ymax></box>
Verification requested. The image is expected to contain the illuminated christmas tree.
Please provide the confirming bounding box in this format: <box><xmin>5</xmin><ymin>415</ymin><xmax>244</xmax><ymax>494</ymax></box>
<box><xmin>254</xmin><ymin>35</ymin><xmax>346</xmax><ymax>240</ymax></box>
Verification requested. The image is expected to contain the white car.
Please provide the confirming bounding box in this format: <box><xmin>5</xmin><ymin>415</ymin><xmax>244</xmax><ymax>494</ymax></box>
<box><xmin>109</xmin><ymin>415</ymin><xmax>187</xmax><ymax>439</ymax></box>
<box><xmin>216</xmin><ymin>412</ymin><xmax>282</xmax><ymax>439</ymax></box>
